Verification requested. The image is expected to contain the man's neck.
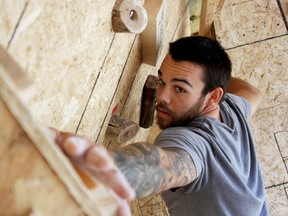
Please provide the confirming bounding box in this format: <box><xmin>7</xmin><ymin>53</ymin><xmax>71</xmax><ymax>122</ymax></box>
<box><xmin>201</xmin><ymin>105</ymin><xmax>222</xmax><ymax>122</ymax></box>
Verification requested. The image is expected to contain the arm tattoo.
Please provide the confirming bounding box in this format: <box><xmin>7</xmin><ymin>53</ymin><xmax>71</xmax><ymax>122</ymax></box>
<box><xmin>112</xmin><ymin>143</ymin><xmax>196</xmax><ymax>198</ymax></box>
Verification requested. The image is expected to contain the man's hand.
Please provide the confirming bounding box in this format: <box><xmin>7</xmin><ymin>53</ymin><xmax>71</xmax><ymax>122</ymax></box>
<box><xmin>45</xmin><ymin>128</ymin><xmax>135</xmax><ymax>216</ymax></box>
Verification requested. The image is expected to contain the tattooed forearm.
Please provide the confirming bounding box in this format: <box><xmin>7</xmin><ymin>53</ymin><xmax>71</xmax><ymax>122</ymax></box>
<box><xmin>112</xmin><ymin>143</ymin><xmax>196</xmax><ymax>198</ymax></box>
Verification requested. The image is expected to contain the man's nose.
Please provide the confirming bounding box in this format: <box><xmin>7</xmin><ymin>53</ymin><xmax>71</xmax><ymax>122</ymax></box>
<box><xmin>157</xmin><ymin>86</ymin><xmax>171</xmax><ymax>105</ymax></box>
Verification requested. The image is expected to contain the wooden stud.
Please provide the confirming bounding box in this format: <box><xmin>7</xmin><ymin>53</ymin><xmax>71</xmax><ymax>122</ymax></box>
<box><xmin>141</xmin><ymin>0</ymin><xmax>166</xmax><ymax>66</ymax></box>
<box><xmin>199</xmin><ymin>0</ymin><xmax>216</xmax><ymax>38</ymax></box>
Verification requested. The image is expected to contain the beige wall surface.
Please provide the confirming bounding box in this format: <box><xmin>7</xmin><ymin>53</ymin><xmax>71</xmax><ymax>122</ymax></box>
<box><xmin>0</xmin><ymin>0</ymin><xmax>190</xmax><ymax>142</ymax></box>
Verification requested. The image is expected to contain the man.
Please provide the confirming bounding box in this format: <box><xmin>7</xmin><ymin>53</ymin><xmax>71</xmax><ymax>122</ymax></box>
<box><xmin>47</xmin><ymin>36</ymin><xmax>269</xmax><ymax>215</ymax></box>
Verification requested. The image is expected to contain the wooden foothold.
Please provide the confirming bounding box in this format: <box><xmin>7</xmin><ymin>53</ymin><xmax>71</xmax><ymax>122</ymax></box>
<box><xmin>112</xmin><ymin>0</ymin><xmax>148</xmax><ymax>34</ymax></box>
<box><xmin>139</xmin><ymin>75</ymin><xmax>158</xmax><ymax>128</ymax></box>
<box><xmin>106</xmin><ymin>115</ymin><xmax>139</xmax><ymax>143</ymax></box>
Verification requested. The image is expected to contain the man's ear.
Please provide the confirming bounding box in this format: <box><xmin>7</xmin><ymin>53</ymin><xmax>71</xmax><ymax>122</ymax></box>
<box><xmin>206</xmin><ymin>87</ymin><xmax>224</xmax><ymax>106</ymax></box>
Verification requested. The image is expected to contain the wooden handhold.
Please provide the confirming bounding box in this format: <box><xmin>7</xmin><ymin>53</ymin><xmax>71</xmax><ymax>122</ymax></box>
<box><xmin>112</xmin><ymin>0</ymin><xmax>148</xmax><ymax>34</ymax></box>
<box><xmin>106</xmin><ymin>115</ymin><xmax>139</xmax><ymax>143</ymax></box>
<box><xmin>139</xmin><ymin>75</ymin><xmax>158</xmax><ymax>128</ymax></box>
<box><xmin>199</xmin><ymin>0</ymin><xmax>216</xmax><ymax>38</ymax></box>
<box><xmin>141</xmin><ymin>0</ymin><xmax>166</xmax><ymax>66</ymax></box>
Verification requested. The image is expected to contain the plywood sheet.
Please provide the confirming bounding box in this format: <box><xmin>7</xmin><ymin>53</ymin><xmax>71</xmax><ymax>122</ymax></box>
<box><xmin>0</xmin><ymin>0</ymin><xmax>27</xmax><ymax>47</ymax></box>
<box><xmin>214</xmin><ymin>0</ymin><xmax>287</xmax><ymax>48</ymax></box>
<box><xmin>227</xmin><ymin>35</ymin><xmax>288</xmax><ymax>110</ymax></box>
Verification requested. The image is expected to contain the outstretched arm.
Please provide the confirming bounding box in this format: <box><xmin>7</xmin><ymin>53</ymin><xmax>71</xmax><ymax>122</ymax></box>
<box><xmin>46</xmin><ymin>128</ymin><xmax>197</xmax><ymax>214</ymax></box>
<box><xmin>227</xmin><ymin>77</ymin><xmax>262</xmax><ymax>117</ymax></box>
<box><xmin>113</xmin><ymin>143</ymin><xmax>196</xmax><ymax>198</ymax></box>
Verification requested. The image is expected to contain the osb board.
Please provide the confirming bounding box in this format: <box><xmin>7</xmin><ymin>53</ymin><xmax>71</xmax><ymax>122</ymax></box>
<box><xmin>266</xmin><ymin>184</ymin><xmax>288</xmax><ymax>216</ymax></box>
<box><xmin>0</xmin><ymin>0</ymin><xmax>27</xmax><ymax>47</ymax></box>
<box><xmin>131</xmin><ymin>194</ymin><xmax>169</xmax><ymax>216</ymax></box>
<box><xmin>78</xmin><ymin>0</ymin><xmax>191</xmax><ymax>145</ymax></box>
<box><xmin>5</xmin><ymin>0</ymin><xmax>117</xmax><ymax>132</ymax></box>
<box><xmin>213</xmin><ymin>0</ymin><xmax>287</xmax><ymax>48</ymax></box>
<box><xmin>227</xmin><ymin>35</ymin><xmax>288</xmax><ymax>110</ymax></box>
<box><xmin>76</xmin><ymin>33</ymin><xmax>137</xmax><ymax>141</ymax></box>
<box><xmin>0</xmin><ymin>100</ymin><xmax>85</xmax><ymax>216</ymax></box>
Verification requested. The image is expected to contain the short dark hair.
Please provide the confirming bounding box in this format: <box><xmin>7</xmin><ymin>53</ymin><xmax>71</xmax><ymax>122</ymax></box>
<box><xmin>169</xmin><ymin>36</ymin><xmax>232</xmax><ymax>102</ymax></box>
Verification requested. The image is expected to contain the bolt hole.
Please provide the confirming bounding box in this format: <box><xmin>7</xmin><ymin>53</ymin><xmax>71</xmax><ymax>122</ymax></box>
<box><xmin>129</xmin><ymin>10</ymin><xmax>138</xmax><ymax>21</ymax></box>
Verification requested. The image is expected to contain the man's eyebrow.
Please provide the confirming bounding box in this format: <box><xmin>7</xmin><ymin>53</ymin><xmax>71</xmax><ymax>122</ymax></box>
<box><xmin>172</xmin><ymin>78</ymin><xmax>193</xmax><ymax>88</ymax></box>
<box><xmin>158</xmin><ymin>70</ymin><xmax>193</xmax><ymax>88</ymax></box>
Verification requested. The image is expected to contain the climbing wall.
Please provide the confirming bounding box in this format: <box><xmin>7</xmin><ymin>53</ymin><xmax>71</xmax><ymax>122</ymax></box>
<box><xmin>0</xmin><ymin>0</ymin><xmax>191</xmax><ymax>215</ymax></box>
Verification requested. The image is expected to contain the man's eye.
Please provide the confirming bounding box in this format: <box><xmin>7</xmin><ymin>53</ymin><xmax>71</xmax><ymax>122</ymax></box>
<box><xmin>158</xmin><ymin>79</ymin><xmax>164</xmax><ymax>85</ymax></box>
<box><xmin>176</xmin><ymin>86</ymin><xmax>185</xmax><ymax>93</ymax></box>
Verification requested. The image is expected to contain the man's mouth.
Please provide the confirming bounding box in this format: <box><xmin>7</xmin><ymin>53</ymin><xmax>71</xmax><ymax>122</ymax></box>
<box><xmin>156</xmin><ymin>104</ymin><xmax>172</xmax><ymax>118</ymax></box>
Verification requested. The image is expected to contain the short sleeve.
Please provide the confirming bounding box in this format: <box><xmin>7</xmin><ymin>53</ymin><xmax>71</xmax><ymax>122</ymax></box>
<box><xmin>154</xmin><ymin>127</ymin><xmax>215</xmax><ymax>192</ymax></box>
<box><xmin>225</xmin><ymin>93</ymin><xmax>252</xmax><ymax>120</ymax></box>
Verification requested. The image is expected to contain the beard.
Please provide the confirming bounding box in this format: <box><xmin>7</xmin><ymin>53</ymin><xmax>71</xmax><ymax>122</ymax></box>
<box><xmin>156</xmin><ymin>98</ymin><xmax>205</xmax><ymax>130</ymax></box>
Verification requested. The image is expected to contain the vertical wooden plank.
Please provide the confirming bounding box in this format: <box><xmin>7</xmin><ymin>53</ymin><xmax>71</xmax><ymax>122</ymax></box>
<box><xmin>199</xmin><ymin>0</ymin><xmax>215</xmax><ymax>38</ymax></box>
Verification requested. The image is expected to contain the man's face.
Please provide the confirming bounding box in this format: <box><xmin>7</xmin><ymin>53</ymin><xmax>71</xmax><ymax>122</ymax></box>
<box><xmin>156</xmin><ymin>54</ymin><xmax>207</xmax><ymax>129</ymax></box>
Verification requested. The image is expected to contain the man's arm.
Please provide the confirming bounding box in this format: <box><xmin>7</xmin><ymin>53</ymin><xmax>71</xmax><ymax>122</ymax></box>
<box><xmin>113</xmin><ymin>143</ymin><xmax>197</xmax><ymax>198</ymax></box>
<box><xmin>46</xmin><ymin>128</ymin><xmax>197</xmax><ymax>199</ymax></box>
<box><xmin>226</xmin><ymin>77</ymin><xmax>262</xmax><ymax>117</ymax></box>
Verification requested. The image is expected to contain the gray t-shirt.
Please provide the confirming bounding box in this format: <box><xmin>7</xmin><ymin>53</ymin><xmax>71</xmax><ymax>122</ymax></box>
<box><xmin>154</xmin><ymin>94</ymin><xmax>269</xmax><ymax>216</ymax></box>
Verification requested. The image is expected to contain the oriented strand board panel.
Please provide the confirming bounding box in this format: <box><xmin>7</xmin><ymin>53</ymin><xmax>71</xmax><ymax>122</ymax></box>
<box><xmin>266</xmin><ymin>184</ymin><xmax>288</xmax><ymax>216</ymax></box>
<box><xmin>213</xmin><ymin>0</ymin><xmax>287</xmax><ymax>48</ymax></box>
<box><xmin>0</xmin><ymin>0</ymin><xmax>27</xmax><ymax>47</ymax></box>
<box><xmin>227</xmin><ymin>36</ymin><xmax>288</xmax><ymax>109</ymax></box>
<box><xmin>6</xmin><ymin>0</ymin><xmax>117</xmax><ymax>133</ymax></box>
